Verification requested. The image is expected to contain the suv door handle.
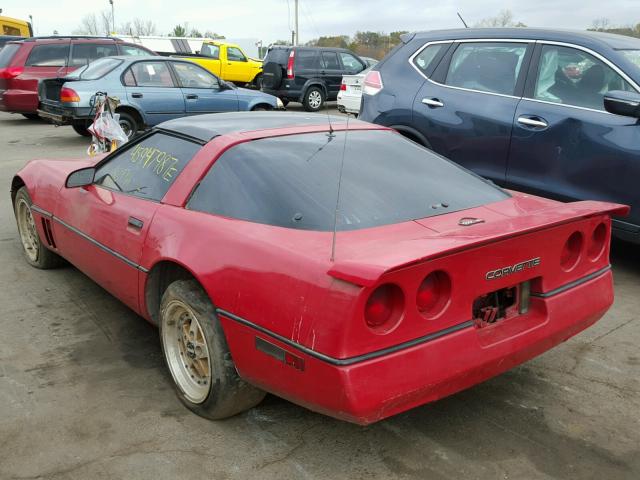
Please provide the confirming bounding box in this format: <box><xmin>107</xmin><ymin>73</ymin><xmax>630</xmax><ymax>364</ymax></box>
<box><xmin>422</xmin><ymin>98</ymin><xmax>444</xmax><ymax>108</ymax></box>
<box><xmin>131</xmin><ymin>93</ymin><xmax>143</xmax><ymax>98</ymax></box>
<box><xmin>127</xmin><ymin>217</ymin><xmax>144</xmax><ymax>229</ymax></box>
<box><xmin>517</xmin><ymin>115</ymin><xmax>548</xmax><ymax>129</ymax></box>
<box><xmin>186</xmin><ymin>94</ymin><xmax>199</xmax><ymax>100</ymax></box>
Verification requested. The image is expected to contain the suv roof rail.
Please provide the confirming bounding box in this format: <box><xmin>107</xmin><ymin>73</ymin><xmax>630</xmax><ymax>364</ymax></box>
<box><xmin>22</xmin><ymin>35</ymin><xmax>121</xmax><ymax>42</ymax></box>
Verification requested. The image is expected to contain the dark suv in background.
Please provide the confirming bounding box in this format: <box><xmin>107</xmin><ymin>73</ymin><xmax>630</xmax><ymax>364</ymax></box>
<box><xmin>360</xmin><ymin>28</ymin><xmax>640</xmax><ymax>243</ymax></box>
<box><xmin>261</xmin><ymin>45</ymin><xmax>367</xmax><ymax>111</ymax></box>
<box><xmin>0</xmin><ymin>36</ymin><xmax>154</xmax><ymax>119</ymax></box>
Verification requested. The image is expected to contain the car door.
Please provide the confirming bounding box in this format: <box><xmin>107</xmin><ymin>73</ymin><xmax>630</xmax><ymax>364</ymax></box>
<box><xmin>122</xmin><ymin>60</ymin><xmax>185</xmax><ymax>125</ymax></box>
<box><xmin>52</xmin><ymin>132</ymin><xmax>202</xmax><ymax>313</ymax></box>
<box><xmin>411</xmin><ymin>41</ymin><xmax>533</xmax><ymax>183</ymax></box>
<box><xmin>507</xmin><ymin>42</ymin><xmax>640</xmax><ymax>236</ymax></box>
<box><xmin>320</xmin><ymin>51</ymin><xmax>343</xmax><ymax>99</ymax></box>
<box><xmin>171</xmin><ymin>61</ymin><xmax>238</xmax><ymax>113</ymax></box>
<box><xmin>223</xmin><ymin>46</ymin><xmax>250</xmax><ymax>83</ymax></box>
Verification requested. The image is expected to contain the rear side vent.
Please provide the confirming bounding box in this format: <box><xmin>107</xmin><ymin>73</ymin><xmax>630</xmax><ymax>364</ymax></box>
<box><xmin>41</xmin><ymin>218</ymin><xmax>57</xmax><ymax>248</ymax></box>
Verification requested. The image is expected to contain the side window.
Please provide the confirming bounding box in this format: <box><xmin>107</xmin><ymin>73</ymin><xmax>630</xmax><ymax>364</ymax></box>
<box><xmin>3</xmin><ymin>25</ymin><xmax>21</xmax><ymax>36</ymax></box>
<box><xmin>94</xmin><ymin>133</ymin><xmax>201</xmax><ymax>201</ymax></box>
<box><xmin>339</xmin><ymin>52</ymin><xmax>364</xmax><ymax>73</ymax></box>
<box><xmin>25</xmin><ymin>44</ymin><xmax>70</xmax><ymax>67</ymax></box>
<box><xmin>200</xmin><ymin>44</ymin><xmax>220</xmax><ymax>59</ymax></box>
<box><xmin>123</xmin><ymin>68</ymin><xmax>136</xmax><ymax>86</ymax></box>
<box><xmin>534</xmin><ymin>45</ymin><xmax>636</xmax><ymax>111</ymax></box>
<box><xmin>321</xmin><ymin>51</ymin><xmax>340</xmax><ymax>70</ymax></box>
<box><xmin>445</xmin><ymin>42</ymin><xmax>528</xmax><ymax>96</ymax></box>
<box><xmin>128</xmin><ymin>61</ymin><xmax>175</xmax><ymax>87</ymax></box>
<box><xmin>227</xmin><ymin>47</ymin><xmax>246</xmax><ymax>62</ymax></box>
<box><xmin>173</xmin><ymin>62</ymin><xmax>219</xmax><ymax>88</ymax></box>
<box><xmin>70</xmin><ymin>43</ymin><xmax>118</xmax><ymax>66</ymax></box>
<box><xmin>119</xmin><ymin>45</ymin><xmax>151</xmax><ymax>56</ymax></box>
<box><xmin>295</xmin><ymin>50</ymin><xmax>320</xmax><ymax>70</ymax></box>
<box><xmin>412</xmin><ymin>43</ymin><xmax>447</xmax><ymax>76</ymax></box>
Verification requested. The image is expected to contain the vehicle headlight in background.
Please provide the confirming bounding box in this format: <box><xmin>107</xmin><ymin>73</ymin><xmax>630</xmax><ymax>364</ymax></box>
<box><xmin>276</xmin><ymin>98</ymin><xmax>284</xmax><ymax>109</ymax></box>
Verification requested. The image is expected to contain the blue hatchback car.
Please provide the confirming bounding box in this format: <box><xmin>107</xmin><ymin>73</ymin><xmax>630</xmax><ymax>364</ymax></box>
<box><xmin>360</xmin><ymin>29</ymin><xmax>640</xmax><ymax>243</ymax></box>
<box><xmin>37</xmin><ymin>55</ymin><xmax>284</xmax><ymax>138</ymax></box>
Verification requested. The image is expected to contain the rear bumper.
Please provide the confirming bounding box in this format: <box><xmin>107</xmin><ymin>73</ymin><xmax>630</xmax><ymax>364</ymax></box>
<box><xmin>221</xmin><ymin>268</ymin><xmax>614</xmax><ymax>424</ymax></box>
<box><xmin>37</xmin><ymin>103</ymin><xmax>92</xmax><ymax>125</ymax></box>
<box><xmin>0</xmin><ymin>88</ymin><xmax>39</xmax><ymax>113</ymax></box>
<box><xmin>337</xmin><ymin>92</ymin><xmax>361</xmax><ymax>114</ymax></box>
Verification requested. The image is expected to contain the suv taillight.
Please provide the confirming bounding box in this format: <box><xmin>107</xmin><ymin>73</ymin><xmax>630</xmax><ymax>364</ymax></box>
<box><xmin>340</xmin><ymin>82</ymin><xmax>347</xmax><ymax>91</ymax></box>
<box><xmin>363</xmin><ymin>70</ymin><xmax>383</xmax><ymax>95</ymax></box>
<box><xmin>60</xmin><ymin>87</ymin><xmax>80</xmax><ymax>103</ymax></box>
<box><xmin>0</xmin><ymin>66</ymin><xmax>24</xmax><ymax>79</ymax></box>
<box><xmin>287</xmin><ymin>50</ymin><xmax>295</xmax><ymax>79</ymax></box>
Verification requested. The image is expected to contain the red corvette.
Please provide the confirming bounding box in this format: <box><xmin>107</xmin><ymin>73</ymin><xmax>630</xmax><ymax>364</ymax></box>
<box><xmin>12</xmin><ymin>112</ymin><xmax>628</xmax><ymax>424</ymax></box>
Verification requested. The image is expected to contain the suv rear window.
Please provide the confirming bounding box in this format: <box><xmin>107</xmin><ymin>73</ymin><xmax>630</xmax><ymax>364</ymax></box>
<box><xmin>412</xmin><ymin>43</ymin><xmax>447</xmax><ymax>76</ymax></box>
<box><xmin>187</xmin><ymin>130</ymin><xmax>508</xmax><ymax>231</ymax></box>
<box><xmin>70</xmin><ymin>43</ymin><xmax>118</xmax><ymax>66</ymax></box>
<box><xmin>265</xmin><ymin>48</ymin><xmax>290</xmax><ymax>65</ymax></box>
<box><xmin>0</xmin><ymin>43</ymin><xmax>20</xmax><ymax>67</ymax></box>
<box><xmin>26</xmin><ymin>43</ymin><xmax>70</xmax><ymax>67</ymax></box>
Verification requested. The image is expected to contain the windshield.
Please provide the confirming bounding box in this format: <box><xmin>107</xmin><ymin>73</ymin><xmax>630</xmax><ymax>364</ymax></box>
<box><xmin>188</xmin><ymin>130</ymin><xmax>509</xmax><ymax>231</ymax></box>
<box><xmin>69</xmin><ymin>57</ymin><xmax>122</xmax><ymax>80</ymax></box>
<box><xmin>620</xmin><ymin>50</ymin><xmax>640</xmax><ymax>69</ymax></box>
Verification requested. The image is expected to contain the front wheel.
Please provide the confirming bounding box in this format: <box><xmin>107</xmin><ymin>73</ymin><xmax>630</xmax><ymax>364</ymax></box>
<box><xmin>303</xmin><ymin>87</ymin><xmax>325</xmax><ymax>112</ymax></box>
<box><xmin>159</xmin><ymin>280</ymin><xmax>266</xmax><ymax>420</ymax></box>
<box><xmin>14</xmin><ymin>187</ymin><xmax>64</xmax><ymax>269</ymax></box>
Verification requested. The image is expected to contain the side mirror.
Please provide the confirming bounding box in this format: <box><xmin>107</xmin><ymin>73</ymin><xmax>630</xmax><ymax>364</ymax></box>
<box><xmin>604</xmin><ymin>90</ymin><xmax>640</xmax><ymax>118</ymax></box>
<box><xmin>66</xmin><ymin>167</ymin><xmax>95</xmax><ymax>188</ymax></box>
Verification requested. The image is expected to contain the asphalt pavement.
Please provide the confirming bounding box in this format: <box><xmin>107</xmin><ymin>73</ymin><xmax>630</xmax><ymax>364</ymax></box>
<box><xmin>0</xmin><ymin>108</ymin><xmax>639</xmax><ymax>480</ymax></box>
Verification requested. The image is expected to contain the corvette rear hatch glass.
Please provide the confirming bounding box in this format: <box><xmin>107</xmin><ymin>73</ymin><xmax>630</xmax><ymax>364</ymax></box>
<box><xmin>188</xmin><ymin>130</ymin><xmax>509</xmax><ymax>231</ymax></box>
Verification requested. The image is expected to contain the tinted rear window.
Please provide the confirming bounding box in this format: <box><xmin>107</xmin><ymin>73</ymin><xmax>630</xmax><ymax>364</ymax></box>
<box><xmin>0</xmin><ymin>43</ymin><xmax>20</xmax><ymax>67</ymax></box>
<box><xmin>188</xmin><ymin>130</ymin><xmax>508</xmax><ymax>231</ymax></box>
<box><xmin>265</xmin><ymin>48</ymin><xmax>289</xmax><ymax>65</ymax></box>
<box><xmin>70</xmin><ymin>43</ymin><xmax>118</xmax><ymax>66</ymax></box>
<box><xmin>26</xmin><ymin>43</ymin><xmax>70</xmax><ymax>67</ymax></box>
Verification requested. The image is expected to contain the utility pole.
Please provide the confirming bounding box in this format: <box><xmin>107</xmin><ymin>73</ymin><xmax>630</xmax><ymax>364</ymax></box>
<box><xmin>294</xmin><ymin>0</ymin><xmax>299</xmax><ymax>45</ymax></box>
<box><xmin>109</xmin><ymin>0</ymin><xmax>115</xmax><ymax>35</ymax></box>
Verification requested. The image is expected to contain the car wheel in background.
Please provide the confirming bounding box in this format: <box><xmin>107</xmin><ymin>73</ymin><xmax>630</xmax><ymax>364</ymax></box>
<box><xmin>14</xmin><ymin>187</ymin><xmax>65</xmax><ymax>269</ymax></box>
<box><xmin>252</xmin><ymin>73</ymin><xmax>263</xmax><ymax>89</ymax></box>
<box><xmin>22</xmin><ymin>113</ymin><xmax>40</xmax><ymax>120</ymax></box>
<box><xmin>159</xmin><ymin>280</ymin><xmax>266</xmax><ymax>420</ymax></box>
<box><xmin>251</xmin><ymin>105</ymin><xmax>270</xmax><ymax>111</ymax></box>
<box><xmin>303</xmin><ymin>87</ymin><xmax>325</xmax><ymax>112</ymax></box>
<box><xmin>72</xmin><ymin>120</ymin><xmax>92</xmax><ymax>137</ymax></box>
<box><xmin>260</xmin><ymin>62</ymin><xmax>282</xmax><ymax>90</ymax></box>
<box><xmin>116</xmin><ymin>111</ymin><xmax>139</xmax><ymax>139</ymax></box>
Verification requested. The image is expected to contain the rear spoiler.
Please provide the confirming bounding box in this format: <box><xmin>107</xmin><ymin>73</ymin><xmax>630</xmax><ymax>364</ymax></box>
<box><xmin>328</xmin><ymin>200</ymin><xmax>629</xmax><ymax>287</ymax></box>
<box><xmin>399</xmin><ymin>32</ymin><xmax>416</xmax><ymax>44</ymax></box>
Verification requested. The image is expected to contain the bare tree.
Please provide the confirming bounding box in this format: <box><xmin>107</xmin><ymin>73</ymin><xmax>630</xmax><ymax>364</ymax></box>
<box><xmin>591</xmin><ymin>18</ymin><xmax>611</xmax><ymax>31</ymax></box>
<box><xmin>204</xmin><ymin>30</ymin><xmax>225</xmax><ymax>39</ymax></box>
<box><xmin>133</xmin><ymin>18</ymin><xmax>157</xmax><ymax>36</ymax></box>
<box><xmin>99</xmin><ymin>9</ymin><xmax>113</xmax><ymax>35</ymax></box>
<box><xmin>474</xmin><ymin>9</ymin><xmax>525</xmax><ymax>28</ymax></box>
<box><xmin>73</xmin><ymin>13</ymin><xmax>100</xmax><ymax>35</ymax></box>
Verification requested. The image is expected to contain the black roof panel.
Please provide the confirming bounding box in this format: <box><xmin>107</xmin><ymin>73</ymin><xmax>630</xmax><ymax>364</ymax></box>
<box><xmin>157</xmin><ymin>112</ymin><xmax>370</xmax><ymax>142</ymax></box>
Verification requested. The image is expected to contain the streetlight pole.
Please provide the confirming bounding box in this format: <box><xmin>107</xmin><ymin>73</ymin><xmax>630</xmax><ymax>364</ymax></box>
<box><xmin>294</xmin><ymin>0</ymin><xmax>299</xmax><ymax>45</ymax></box>
<box><xmin>109</xmin><ymin>0</ymin><xmax>115</xmax><ymax>35</ymax></box>
<box><xmin>28</xmin><ymin>15</ymin><xmax>33</xmax><ymax>35</ymax></box>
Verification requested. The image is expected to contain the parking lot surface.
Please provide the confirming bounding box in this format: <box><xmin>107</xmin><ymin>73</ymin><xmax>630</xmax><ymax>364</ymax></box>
<box><xmin>1</xmin><ymin>109</ymin><xmax>639</xmax><ymax>480</ymax></box>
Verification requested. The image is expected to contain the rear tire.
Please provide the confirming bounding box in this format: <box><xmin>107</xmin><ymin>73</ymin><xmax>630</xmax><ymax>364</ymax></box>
<box><xmin>14</xmin><ymin>187</ymin><xmax>64</xmax><ymax>269</ymax></box>
<box><xmin>303</xmin><ymin>86</ymin><xmax>325</xmax><ymax>112</ymax></box>
<box><xmin>159</xmin><ymin>280</ymin><xmax>266</xmax><ymax>420</ymax></box>
<box><xmin>72</xmin><ymin>121</ymin><xmax>91</xmax><ymax>137</ymax></box>
<box><xmin>115</xmin><ymin>111</ymin><xmax>139</xmax><ymax>139</ymax></box>
<box><xmin>22</xmin><ymin>113</ymin><xmax>40</xmax><ymax>120</ymax></box>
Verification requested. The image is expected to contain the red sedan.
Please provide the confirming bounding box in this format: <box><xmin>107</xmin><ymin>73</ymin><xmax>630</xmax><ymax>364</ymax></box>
<box><xmin>12</xmin><ymin>112</ymin><xmax>627</xmax><ymax>424</ymax></box>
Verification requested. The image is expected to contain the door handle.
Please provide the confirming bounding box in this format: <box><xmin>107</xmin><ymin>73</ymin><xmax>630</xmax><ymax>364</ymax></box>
<box><xmin>186</xmin><ymin>94</ymin><xmax>199</xmax><ymax>100</ymax></box>
<box><xmin>517</xmin><ymin>116</ymin><xmax>548</xmax><ymax>129</ymax></box>
<box><xmin>422</xmin><ymin>98</ymin><xmax>444</xmax><ymax>108</ymax></box>
<box><xmin>131</xmin><ymin>93</ymin><xmax>143</xmax><ymax>98</ymax></box>
<box><xmin>127</xmin><ymin>217</ymin><xmax>144</xmax><ymax>229</ymax></box>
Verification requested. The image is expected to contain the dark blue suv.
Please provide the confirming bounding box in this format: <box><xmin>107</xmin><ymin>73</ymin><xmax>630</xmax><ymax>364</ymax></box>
<box><xmin>360</xmin><ymin>29</ymin><xmax>640</xmax><ymax>243</ymax></box>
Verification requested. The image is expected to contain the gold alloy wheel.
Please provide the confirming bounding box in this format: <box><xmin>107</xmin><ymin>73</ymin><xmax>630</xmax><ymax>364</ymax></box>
<box><xmin>16</xmin><ymin>198</ymin><xmax>39</xmax><ymax>263</ymax></box>
<box><xmin>162</xmin><ymin>300</ymin><xmax>212</xmax><ymax>404</ymax></box>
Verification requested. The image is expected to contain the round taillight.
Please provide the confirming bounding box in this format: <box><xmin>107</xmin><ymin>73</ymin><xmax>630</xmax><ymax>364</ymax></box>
<box><xmin>587</xmin><ymin>223</ymin><xmax>607</xmax><ymax>261</ymax></box>
<box><xmin>364</xmin><ymin>284</ymin><xmax>404</xmax><ymax>333</ymax></box>
<box><xmin>560</xmin><ymin>231</ymin><xmax>583</xmax><ymax>271</ymax></box>
<box><xmin>417</xmin><ymin>271</ymin><xmax>451</xmax><ymax>318</ymax></box>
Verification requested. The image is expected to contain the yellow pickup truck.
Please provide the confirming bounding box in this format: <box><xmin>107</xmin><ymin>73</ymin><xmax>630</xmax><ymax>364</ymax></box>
<box><xmin>176</xmin><ymin>41</ymin><xmax>263</xmax><ymax>86</ymax></box>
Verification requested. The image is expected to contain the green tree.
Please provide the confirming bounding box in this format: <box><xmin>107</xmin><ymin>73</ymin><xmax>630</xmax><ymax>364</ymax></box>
<box><xmin>171</xmin><ymin>24</ymin><xmax>187</xmax><ymax>37</ymax></box>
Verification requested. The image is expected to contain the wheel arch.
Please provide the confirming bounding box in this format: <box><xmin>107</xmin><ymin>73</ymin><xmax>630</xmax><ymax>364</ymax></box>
<box><xmin>301</xmin><ymin>80</ymin><xmax>327</xmax><ymax>100</ymax></box>
<box><xmin>389</xmin><ymin>124</ymin><xmax>432</xmax><ymax>149</ymax></box>
<box><xmin>115</xmin><ymin>105</ymin><xmax>145</xmax><ymax>129</ymax></box>
<box><xmin>11</xmin><ymin>175</ymin><xmax>26</xmax><ymax>207</ymax></box>
<box><xmin>144</xmin><ymin>259</ymin><xmax>205</xmax><ymax>325</ymax></box>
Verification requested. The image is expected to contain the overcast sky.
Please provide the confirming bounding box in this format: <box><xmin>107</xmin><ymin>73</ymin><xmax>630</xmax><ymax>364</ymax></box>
<box><xmin>4</xmin><ymin>0</ymin><xmax>638</xmax><ymax>43</ymax></box>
